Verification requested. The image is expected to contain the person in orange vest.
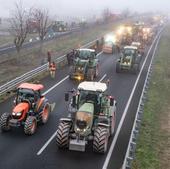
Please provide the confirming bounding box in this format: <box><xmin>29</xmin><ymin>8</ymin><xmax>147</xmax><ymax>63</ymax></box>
<box><xmin>49</xmin><ymin>61</ymin><xmax>56</xmax><ymax>79</ymax></box>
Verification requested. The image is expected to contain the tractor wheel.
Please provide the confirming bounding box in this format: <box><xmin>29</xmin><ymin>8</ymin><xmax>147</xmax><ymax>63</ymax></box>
<box><xmin>110</xmin><ymin>112</ymin><xmax>116</xmax><ymax>136</ymax></box>
<box><xmin>24</xmin><ymin>116</ymin><xmax>37</xmax><ymax>135</ymax></box>
<box><xmin>56</xmin><ymin>121</ymin><xmax>71</xmax><ymax>148</ymax></box>
<box><xmin>116</xmin><ymin>62</ymin><xmax>121</xmax><ymax>73</ymax></box>
<box><xmin>40</xmin><ymin>105</ymin><xmax>50</xmax><ymax>124</ymax></box>
<box><xmin>132</xmin><ymin>64</ymin><xmax>139</xmax><ymax>74</ymax></box>
<box><xmin>93</xmin><ymin>127</ymin><xmax>109</xmax><ymax>153</ymax></box>
<box><xmin>0</xmin><ymin>113</ymin><xmax>11</xmax><ymax>132</ymax></box>
<box><xmin>94</xmin><ymin>65</ymin><xmax>99</xmax><ymax>78</ymax></box>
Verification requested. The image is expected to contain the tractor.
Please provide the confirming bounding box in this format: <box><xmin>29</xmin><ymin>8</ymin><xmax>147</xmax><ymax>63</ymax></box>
<box><xmin>116</xmin><ymin>46</ymin><xmax>141</xmax><ymax>74</ymax></box>
<box><xmin>102</xmin><ymin>34</ymin><xmax>117</xmax><ymax>54</ymax></box>
<box><xmin>69</xmin><ymin>49</ymin><xmax>99</xmax><ymax>81</ymax></box>
<box><xmin>56</xmin><ymin>81</ymin><xmax>117</xmax><ymax>153</ymax></box>
<box><xmin>0</xmin><ymin>83</ymin><xmax>51</xmax><ymax>135</ymax></box>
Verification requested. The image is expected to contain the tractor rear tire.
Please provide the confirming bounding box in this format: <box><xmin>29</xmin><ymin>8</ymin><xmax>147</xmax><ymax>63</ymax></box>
<box><xmin>24</xmin><ymin>116</ymin><xmax>37</xmax><ymax>135</ymax></box>
<box><xmin>93</xmin><ymin>127</ymin><xmax>109</xmax><ymax>153</ymax></box>
<box><xmin>94</xmin><ymin>65</ymin><xmax>99</xmax><ymax>78</ymax></box>
<box><xmin>40</xmin><ymin>105</ymin><xmax>50</xmax><ymax>124</ymax></box>
<box><xmin>0</xmin><ymin>113</ymin><xmax>11</xmax><ymax>132</ymax></box>
<box><xmin>116</xmin><ymin>62</ymin><xmax>121</xmax><ymax>73</ymax></box>
<box><xmin>132</xmin><ymin>64</ymin><xmax>139</xmax><ymax>74</ymax></box>
<box><xmin>56</xmin><ymin>121</ymin><xmax>71</xmax><ymax>148</ymax></box>
<box><xmin>110</xmin><ymin>112</ymin><xmax>116</xmax><ymax>136</ymax></box>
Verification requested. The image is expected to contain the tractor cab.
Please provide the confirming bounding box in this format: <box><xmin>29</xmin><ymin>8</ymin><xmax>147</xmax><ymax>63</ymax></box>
<box><xmin>75</xmin><ymin>49</ymin><xmax>97</xmax><ymax>61</ymax></box>
<box><xmin>121</xmin><ymin>46</ymin><xmax>138</xmax><ymax>64</ymax></box>
<box><xmin>15</xmin><ymin>83</ymin><xmax>43</xmax><ymax>108</ymax></box>
<box><xmin>116</xmin><ymin>46</ymin><xmax>141</xmax><ymax>74</ymax></box>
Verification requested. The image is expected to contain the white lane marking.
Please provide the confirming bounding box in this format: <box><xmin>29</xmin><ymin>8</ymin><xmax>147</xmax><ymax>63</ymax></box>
<box><xmin>102</xmin><ymin>31</ymin><xmax>162</xmax><ymax>169</ymax></box>
<box><xmin>99</xmin><ymin>74</ymin><xmax>107</xmax><ymax>82</ymax></box>
<box><xmin>37</xmin><ymin>130</ymin><xmax>58</xmax><ymax>155</ymax></box>
<box><xmin>122</xmin><ymin>29</ymin><xmax>162</xmax><ymax>169</ymax></box>
<box><xmin>37</xmin><ymin>74</ymin><xmax>107</xmax><ymax>155</ymax></box>
<box><xmin>43</xmin><ymin>76</ymin><xmax>69</xmax><ymax>95</ymax></box>
<box><xmin>97</xmin><ymin>51</ymin><xmax>103</xmax><ymax>56</ymax></box>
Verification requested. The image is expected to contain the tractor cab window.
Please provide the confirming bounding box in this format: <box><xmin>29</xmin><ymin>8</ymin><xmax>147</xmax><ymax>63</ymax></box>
<box><xmin>104</xmin><ymin>41</ymin><xmax>113</xmax><ymax>47</ymax></box>
<box><xmin>124</xmin><ymin>49</ymin><xmax>135</xmax><ymax>56</ymax></box>
<box><xmin>79</xmin><ymin>91</ymin><xmax>99</xmax><ymax>105</ymax></box>
<box><xmin>78</xmin><ymin>50</ymin><xmax>95</xmax><ymax>60</ymax></box>
<box><xmin>17</xmin><ymin>88</ymin><xmax>34</xmax><ymax>103</ymax></box>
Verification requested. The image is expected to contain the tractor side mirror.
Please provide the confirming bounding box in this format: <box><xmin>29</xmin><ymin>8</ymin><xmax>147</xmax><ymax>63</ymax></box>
<box><xmin>13</xmin><ymin>97</ymin><xmax>16</xmax><ymax>105</ymax></box>
<box><xmin>65</xmin><ymin>93</ymin><xmax>69</xmax><ymax>102</ymax></box>
<box><xmin>110</xmin><ymin>97</ymin><xmax>114</xmax><ymax>106</ymax></box>
<box><xmin>72</xmin><ymin>95</ymin><xmax>76</xmax><ymax>107</ymax></box>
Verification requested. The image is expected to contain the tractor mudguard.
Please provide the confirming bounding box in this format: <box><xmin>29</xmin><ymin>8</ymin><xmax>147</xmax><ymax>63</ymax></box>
<box><xmin>36</xmin><ymin>98</ymin><xmax>49</xmax><ymax>113</ymax></box>
<box><xmin>60</xmin><ymin>118</ymin><xmax>72</xmax><ymax>124</ymax></box>
<box><xmin>97</xmin><ymin>122</ymin><xmax>109</xmax><ymax>128</ymax></box>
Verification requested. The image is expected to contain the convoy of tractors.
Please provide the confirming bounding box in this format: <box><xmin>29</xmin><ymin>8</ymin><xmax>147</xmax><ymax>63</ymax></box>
<box><xmin>0</xmin><ymin>18</ymin><xmax>163</xmax><ymax>154</ymax></box>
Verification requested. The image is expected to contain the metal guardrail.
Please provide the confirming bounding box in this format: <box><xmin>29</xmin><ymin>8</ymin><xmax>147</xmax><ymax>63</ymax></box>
<box><xmin>0</xmin><ymin>37</ymin><xmax>100</xmax><ymax>96</ymax></box>
<box><xmin>122</xmin><ymin>29</ymin><xmax>163</xmax><ymax>169</ymax></box>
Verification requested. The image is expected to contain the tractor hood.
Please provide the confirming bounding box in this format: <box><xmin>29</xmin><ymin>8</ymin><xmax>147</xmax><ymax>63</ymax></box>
<box><xmin>13</xmin><ymin>102</ymin><xmax>29</xmax><ymax>113</ymax></box>
<box><xmin>75</xmin><ymin>102</ymin><xmax>94</xmax><ymax>135</ymax></box>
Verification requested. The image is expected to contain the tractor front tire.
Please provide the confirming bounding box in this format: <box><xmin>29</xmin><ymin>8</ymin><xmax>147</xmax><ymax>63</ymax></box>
<box><xmin>132</xmin><ymin>64</ymin><xmax>139</xmax><ymax>74</ymax></box>
<box><xmin>93</xmin><ymin>127</ymin><xmax>109</xmax><ymax>153</ymax></box>
<box><xmin>56</xmin><ymin>121</ymin><xmax>71</xmax><ymax>148</ymax></box>
<box><xmin>40</xmin><ymin>105</ymin><xmax>50</xmax><ymax>124</ymax></box>
<box><xmin>0</xmin><ymin>113</ymin><xmax>11</xmax><ymax>132</ymax></box>
<box><xmin>24</xmin><ymin>116</ymin><xmax>37</xmax><ymax>135</ymax></box>
<box><xmin>116</xmin><ymin>62</ymin><xmax>121</xmax><ymax>73</ymax></box>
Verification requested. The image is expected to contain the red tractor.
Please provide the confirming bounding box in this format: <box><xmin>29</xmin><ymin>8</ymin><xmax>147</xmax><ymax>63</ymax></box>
<box><xmin>0</xmin><ymin>83</ymin><xmax>51</xmax><ymax>135</ymax></box>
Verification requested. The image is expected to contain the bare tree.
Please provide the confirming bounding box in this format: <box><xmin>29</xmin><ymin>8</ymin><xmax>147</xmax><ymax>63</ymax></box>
<box><xmin>31</xmin><ymin>8</ymin><xmax>49</xmax><ymax>55</ymax></box>
<box><xmin>9</xmin><ymin>1</ymin><xmax>29</xmax><ymax>55</ymax></box>
<box><xmin>102</xmin><ymin>8</ymin><xmax>111</xmax><ymax>23</ymax></box>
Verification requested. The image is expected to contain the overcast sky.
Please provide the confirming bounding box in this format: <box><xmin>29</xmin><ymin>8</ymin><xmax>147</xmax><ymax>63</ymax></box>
<box><xmin>0</xmin><ymin>0</ymin><xmax>169</xmax><ymax>18</ymax></box>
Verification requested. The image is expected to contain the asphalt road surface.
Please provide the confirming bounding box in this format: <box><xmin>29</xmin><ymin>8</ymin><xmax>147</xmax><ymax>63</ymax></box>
<box><xmin>0</xmin><ymin>28</ymin><xmax>163</xmax><ymax>169</ymax></box>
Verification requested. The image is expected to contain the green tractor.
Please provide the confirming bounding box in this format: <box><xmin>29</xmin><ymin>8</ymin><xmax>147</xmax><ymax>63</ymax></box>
<box><xmin>56</xmin><ymin>81</ymin><xmax>117</xmax><ymax>153</ymax></box>
<box><xmin>116</xmin><ymin>46</ymin><xmax>141</xmax><ymax>74</ymax></box>
<box><xmin>69</xmin><ymin>49</ymin><xmax>99</xmax><ymax>81</ymax></box>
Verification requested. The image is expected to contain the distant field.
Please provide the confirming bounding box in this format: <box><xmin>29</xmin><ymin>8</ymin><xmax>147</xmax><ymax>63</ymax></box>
<box><xmin>132</xmin><ymin>25</ymin><xmax>170</xmax><ymax>169</ymax></box>
<box><xmin>0</xmin><ymin>21</ymin><xmax>121</xmax><ymax>85</ymax></box>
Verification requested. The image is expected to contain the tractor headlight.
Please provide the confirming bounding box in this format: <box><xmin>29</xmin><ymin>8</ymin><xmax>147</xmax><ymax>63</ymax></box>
<box><xmin>16</xmin><ymin>112</ymin><xmax>22</xmax><ymax>116</ymax></box>
<box><xmin>12</xmin><ymin>112</ymin><xmax>22</xmax><ymax>116</ymax></box>
<box><xmin>77</xmin><ymin>76</ymin><xmax>81</xmax><ymax>81</ymax></box>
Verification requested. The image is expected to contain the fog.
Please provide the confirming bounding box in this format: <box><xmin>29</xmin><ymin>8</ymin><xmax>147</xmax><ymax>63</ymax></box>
<box><xmin>0</xmin><ymin>0</ymin><xmax>169</xmax><ymax>18</ymax></box>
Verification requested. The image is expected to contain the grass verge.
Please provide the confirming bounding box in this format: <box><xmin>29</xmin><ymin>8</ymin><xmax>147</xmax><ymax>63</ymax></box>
<box><xmin>132</xmin><ymin>25</ymin><xmax>170</xmax><ymax>169</ymax></box>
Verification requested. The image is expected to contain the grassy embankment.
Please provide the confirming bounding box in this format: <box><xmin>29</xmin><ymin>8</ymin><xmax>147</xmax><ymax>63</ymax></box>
<box><xmin>132</xmin><ymin>25</ymin><xmax>170</xmax><ymax>169</ymax></box>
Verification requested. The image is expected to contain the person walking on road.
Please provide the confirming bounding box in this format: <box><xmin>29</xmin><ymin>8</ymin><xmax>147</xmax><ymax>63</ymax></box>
<box><xmin>49</xmin><ymin>61</ymin><xmax>56</xmax><ymax>79</ymax></box>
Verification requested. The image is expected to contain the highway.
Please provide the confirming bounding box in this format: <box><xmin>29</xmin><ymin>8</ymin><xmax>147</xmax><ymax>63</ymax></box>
<box><xmin>0</xmin><ymin>28</ymin><xmax>163</xmax><ymax>169</ymax></box>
